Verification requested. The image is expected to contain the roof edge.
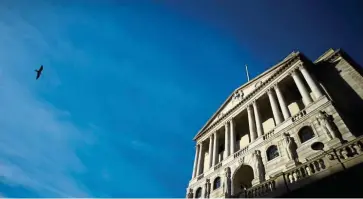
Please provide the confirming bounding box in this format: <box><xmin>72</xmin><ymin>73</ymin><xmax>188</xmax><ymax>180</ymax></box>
<box><xmin>193</xmin><ymin>51</ymin><xmax>300</xmax><ymax>141</ymax></box>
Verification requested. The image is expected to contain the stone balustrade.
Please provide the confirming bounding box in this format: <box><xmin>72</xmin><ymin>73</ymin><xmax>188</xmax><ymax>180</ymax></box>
<box><xmin>233</xmin><ymin>145</ymin><xmax>249</xmax><ymax>159</ymax></box>
<box><xmin>263</xmin><ymin>129</ymin><xmax>275</xmax><ymax>140</ymax></box>
<box><xmin>335</xmin><ymin>138</ymin><xmax>363</xmax><ymax>160</ymax></box>
<box><xmin>234</xmin><ymin>136</ymin><xmax>363</xmax><ymax>198</ymax></box>
<box><xmin>285</xmin><ymin>158</ymin><xmax>326</xmax><ymax>184</ymax></box>
<box><xmin>291</xmin><ymin>109</ymin><xmax>307</xmax><ymax>122</ymax></box>
<box><xmin>214</xmin><ymin>162</ymin><xmax>222</xmax><ymax>171</ymax></box>
<box><xmin>233</xmin><ymin>179</ymin><xmax>276</xmax><ymax>198</ymax></box>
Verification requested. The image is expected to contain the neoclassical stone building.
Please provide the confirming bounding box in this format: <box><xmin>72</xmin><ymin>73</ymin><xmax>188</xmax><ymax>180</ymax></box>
<box><xmin>186</xmin><ymin>48</ymin><xmax>363</xmax><ymax>198</ymax></box>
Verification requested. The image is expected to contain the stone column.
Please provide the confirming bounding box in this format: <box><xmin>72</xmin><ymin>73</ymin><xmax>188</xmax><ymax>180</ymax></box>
<box><xmin>196</xmin><ymin>142</ymin><xmax>204</xmax><ymax>175</ymax></box>
<box><xmin>253</xmin><ymin>100</ymin><xmax>264</xmax><ymax>138</ymax></box>
<box><xmin>212</xmin><ymin>131</ymin><xmax>219</xmax><ymax>166</ymax></box>
<box><xmin>268</xmin><ymin>89</ymin><xmax>283</xmax><ymax>125</ymax></box>
<box><xmin>274</xmin><ymin>84</ymin><xmax>291</xmax><ymax>120</ymax></box>
<box><xmin>247</xmin><ymin>105</ymin><xmax>257</xmax><ymax>142</ymax></box>
<box><xmin>224</xmin><ymin>123</ymin><xmax>230</xmax><ymax>158</ymax></box>
<box><xmin>208</xmin><ymin>134</ymin><xmax>214</xmax><ymax>169</ymax></box>
<box><xmin>230</xmin><ymin>119</ymin><xmax>236</xmax><ymax>154</ymax></box>
<box><xmin>291</xmin><ymin>69</ymin><xmax>313</xmax><ymax>106</ymax></box>
<box><xmin>213</xmin><ymin>131</ymin><xmax>219</xmax><ymax>165</ymax></box>
<box><xmin>298</xmin><ymin>63</ymin><xmax>323</xmax><ymax>100</ymax></box>
<box><xmin>192</xmin><ymin>144</ymin><xmax>200</xmax><ymax>178</ymax></box>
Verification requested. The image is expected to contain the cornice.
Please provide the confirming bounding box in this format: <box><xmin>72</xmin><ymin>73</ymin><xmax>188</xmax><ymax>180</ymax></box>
<box><xmin>194</xmin><ymin>53</ymin><xmax>305</xmax><ymax>141</ymax></box>
<box><xmin>323</xmin><ymin>49</ymin><xmax>343</xmax><ymax>63</ymax></box>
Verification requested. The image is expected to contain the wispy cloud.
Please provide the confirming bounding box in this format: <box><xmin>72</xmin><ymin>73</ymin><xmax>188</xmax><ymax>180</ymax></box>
<box><xmin>0</xmin><ymin>1</ymin><xmax>248</xmax><ymax>197</ymax></box>
<box><xmin>0</xmin><ymin>3</ymin><xmax>94</xmax><ymax>198</ymax></box>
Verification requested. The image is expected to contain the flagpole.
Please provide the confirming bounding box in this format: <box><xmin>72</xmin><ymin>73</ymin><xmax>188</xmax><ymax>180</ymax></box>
<box><xmin>245</xmin><ymin>64</ymin><xmax>250</xmax><ymax>82</ymax></box>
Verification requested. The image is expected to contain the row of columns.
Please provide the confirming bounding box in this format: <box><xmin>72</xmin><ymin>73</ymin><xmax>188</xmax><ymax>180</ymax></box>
<box><xmin>192</xmin><ymin>63</ymin><xmax>323</xmax><ymax>178</ymax></box>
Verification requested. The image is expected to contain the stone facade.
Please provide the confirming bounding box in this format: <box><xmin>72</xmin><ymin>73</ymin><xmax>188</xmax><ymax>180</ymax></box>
<box><xmin>186</xmin><ymin>48</ymin><xmax>363</xmax><ymax>198</ymax></box>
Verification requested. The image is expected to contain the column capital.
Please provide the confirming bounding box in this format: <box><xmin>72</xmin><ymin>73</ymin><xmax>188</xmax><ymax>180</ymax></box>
<box><xmin>296</xmin><ymin>61</ymin><xmax>305</xmax><ymax>69</ymax></box>
<box><xmin>247</xmin><ymin>104</ymin><xmax>253</xmax><ymax>110</ymax></box>
<box><xmin>289</xmin><ymin>68</ymin><xmax>298</xmax><ymax>76</ymax></box>
<box><xmin>267</xmin><ymin>88</ymin><xmax>273</xmax><ymax>95</ymax></box>
<box><xmin>229</xmin><ymin>118</ymin><xmax>235</xmax><ymax>127</ymax></box>
<box><xmin>272</xmin><ymin>83</ymin><xmax>279</xmax><ymax>89</ymax></box>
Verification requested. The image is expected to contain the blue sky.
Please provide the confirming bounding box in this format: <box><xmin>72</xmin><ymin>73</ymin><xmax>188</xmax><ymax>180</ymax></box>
<box><xmin>0</xmin><ymin>0</ymin><xmax>362</xmax><ymax>197</ymax></box>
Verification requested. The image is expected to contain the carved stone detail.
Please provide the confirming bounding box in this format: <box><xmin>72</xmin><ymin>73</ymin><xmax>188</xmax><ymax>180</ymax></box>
<box><xmin>233</xmin><ymin>89</ymin><xmax>244</xmax><ymax>101</ymax></box>
<box><xmin>204</xmin><ymin>179</ymin><xmax>211</xmax><ymax>198</ymax></box>
<box><xmin>252</xmin><ymin>150</ymin><xmax>266</xmax><ymax>182</ymax></box>
<box><xmin>223</xmin><ymin>167</ymin><xmax>232</xmax><ymax>197</ymax></box>
<box><xmin>316</xmin><ymin>111</ymin><xmax>342</xmax><ymax>141</ymax></box>
<box><xmin>283</xmin><ymin>133</ymin><xmax>299</xmax><ymax>163</ymax></box>
<box><xmin>187</xmin><ymin>188</ymin><xmax>193</xmax><ymax>199</ymax></box>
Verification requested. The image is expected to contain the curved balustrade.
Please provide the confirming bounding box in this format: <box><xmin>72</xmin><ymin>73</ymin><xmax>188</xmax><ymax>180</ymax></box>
<box><xmin>246</xmin><ymin>180</ymin><xmax>276</xmax><ymax>198</ymax></box>
<box><xmin>286</xmin><ymin>158</ymin><xmax>326</xmax><ymax>184</ymax></box>
<box><xmin>234</xmin><ymin>136</ymin><xmax>363</xmax><ymax>198</ymax></box>
<box><xmin>232</xmin><ymin>179</ymin><xmax>276</xmax><ymax>198</ymax></box>
<box><xmin>336</xmin><ymin>139</ymin><xmax>363</xmax><ymax>160</ymax></box>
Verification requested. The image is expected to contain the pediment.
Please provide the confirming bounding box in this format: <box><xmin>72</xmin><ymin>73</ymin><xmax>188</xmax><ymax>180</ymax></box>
<box><xmin>208</xmin><ymin>69</ymin><xmax>278</xmax><ymax>127</ymax></box>
<box><xmin>197</xmin><ymin>52</ymin><xmax>299</xmax><ymax>138</ymax></box>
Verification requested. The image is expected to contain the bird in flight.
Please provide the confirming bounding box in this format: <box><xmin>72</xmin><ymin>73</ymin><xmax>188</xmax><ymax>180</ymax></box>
<box><xmin>35</xmin><ymin>65</ymin><xmax>43</xmax><ymax>80</ymax></box>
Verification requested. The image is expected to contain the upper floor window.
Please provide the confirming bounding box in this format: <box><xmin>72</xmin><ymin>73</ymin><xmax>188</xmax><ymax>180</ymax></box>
<box><xmin>266</xmin><ymin>145</ymin><xmax>279</xmax><ymax>161</ymax></box>
<box><xmin>298</xmin><ymin>126</ymin><xmax>315</xmax><ymax>143</ymax></box>
<box><xmin>195</xmin><ymin>187</ymin><xmax>202</xmax><ymax>198</ymax></box>
<box><xmin>213</xmin><ymin>177</ymin><xmax>221</xmax><ymax>190</ymax></box>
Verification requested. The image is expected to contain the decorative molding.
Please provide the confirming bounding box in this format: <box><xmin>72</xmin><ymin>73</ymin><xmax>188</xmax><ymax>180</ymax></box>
<box><xmin>255</xmin><ymin>81</ymin><xmax>262</xmax><ymax>88</ymax></box>
<box><xmin>289</xmin><ymin>68</ymin><xmax>298</xmax><ymax>76</ymax></box>
<box><xmin>296</xmin><ymin>61</ymin><xmax>304</xmax><ymax>68</ymax></box>
<box><xmin>267</xmin><ymin>88</ymin><xmax>272</xmax><ymax>94</ymax></box>
<box><xmin>238</xmin><ymin>156</ymin><xmax>245</xmax><ymax>165</ymax></box>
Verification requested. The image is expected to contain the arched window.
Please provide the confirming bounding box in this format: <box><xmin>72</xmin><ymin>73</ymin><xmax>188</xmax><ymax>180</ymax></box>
<box><xmin>266</xmin><ymin>145</ymin><xmax>279</xmax><ymax>161</ymax></box>
<box><xmin>298</xmin><ymin>126</ymin><xmax>315</xmax><ymax>143</ymax></box>
<box><xmin>195</xmin><ymin>187</ymin><xmax>202</xmax><ymax>198</ymax></box>
<box><xmin>213</xmin><ymin>177</ymin><xmax>221</xmax><ymax>190</ymax></box>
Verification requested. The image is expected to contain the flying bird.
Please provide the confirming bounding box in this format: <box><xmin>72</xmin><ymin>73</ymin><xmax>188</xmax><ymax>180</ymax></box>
<box><xmin>35</xmin><ymin>65</ymin><xmax>43</xmax><ymax>80</ymax></box>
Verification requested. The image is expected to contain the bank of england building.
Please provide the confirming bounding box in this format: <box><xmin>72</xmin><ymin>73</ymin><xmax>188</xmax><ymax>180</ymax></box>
<box><xmin>186</xmin><ymin>48</ymin><xmax>363</xmax><ymax>198</ymax></box>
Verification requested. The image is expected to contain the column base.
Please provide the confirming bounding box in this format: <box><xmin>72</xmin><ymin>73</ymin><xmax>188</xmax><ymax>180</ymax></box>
<box><xmin>285</xmin><ymin>160</ymin><xmax>301</xmax><ymax>169</ymax></box>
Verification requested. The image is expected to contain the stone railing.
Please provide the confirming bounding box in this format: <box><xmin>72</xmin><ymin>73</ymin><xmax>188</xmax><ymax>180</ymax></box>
<box><xmin>284</xmin><ymin>136</ymin><xmax>363</xmax><ymax>186</ymax></box>
<box><xmin>285</xmin><ymin>158</ymin><xmax>326</xmax><ymax>184</ymax></box>
<box><xmin>232</xmin><ymin>178</ymin><xmax>277</xmax><ymax>198</ymax></box>
<box><xmin>234</xmin><ymin>145</ymin><xmax>249</xmax><ymax>159</ymax></box>
<box><xmin>237</xmin><ymin>136</ymin><xmax>363</xmax><ymax>198</ymax></box>
<box><xmin>335</xmin><ymin>138</ymin><xmax>363</xmax><ymax>160</ymax></box>
<box><xmin>214</xmin><ymin>162</ymin><xmax>222</xmax><ymax>171</ymax></box>
<box><xmin>246</xmin><ymin>179</ymin><xmax>276</xmax><ymax>198</ymax></box>
<box><xmin>263</xmin><ymin>129</ymin><xmax>275</xmax><ymax>140</ymax></box>
<box><xmin>291</xmin><ymin>109</ymin><xmax>307</xmax><ymax>122</ymax></box>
